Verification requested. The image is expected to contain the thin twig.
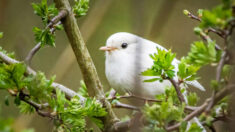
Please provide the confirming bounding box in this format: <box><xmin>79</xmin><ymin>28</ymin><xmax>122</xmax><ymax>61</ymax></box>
<box><xmin>168</xmin><ymin>78</ymin><xmax>185</xmax><ymax>103</ymax></box>
<box><xmin>110</xmin><ymin>83</ymin><xmax>235</xmax><ymax>132</ymax></box>
<box><xmin>108</xmin><ymin>89</ymin><xmax>117</xmax><ymax>98</ymax></box>
<box><xmin>46</xmin><ymin>10</ymin><xmax>67</xmax><ymax>29</ymax></box>
<box><xmin>205</xmin><ymin>50</ymin><xmax>227</xmax><ymax>113</ymax></box>
<box><xmin>8</xmin><ymin>89</ymin><xmax>54</xmax><ymax>118</ymax></box>
<box><xmin>166</xmin><ymin>84</ymin><xmax>235</xmax><ymax>131</ymax></box>
<box><xmin>108</xmin><ymin>92</ymin><xmax>196</xmax><ymax>112</ymax></box>
<box><xmin>24</xmin><ymin>43</ymin><xmax>41</xmax><ymax>65</ymax></box>
<box><xmin>113</xmin><ymin>101</ymin><xmax>140</xmax><ymax>111</ymax></box>
<box><xmin>108</xmin><ymin>94</ymin><xmax>161</xmax><ymax>102</ymax></box>
<box><xmin>111</xmin><ymin>120</ymin><xmax>130</xmax><ymax>132</ymax></box>
<box><xmin>186</xmin><ymin>11</ymin><xmax>225</xmax><ymax>38</ymax></box>
<box><xmin>24</xmin><ymin>10</ymin><xmax>67</xmax><ymax>65</ymax></box>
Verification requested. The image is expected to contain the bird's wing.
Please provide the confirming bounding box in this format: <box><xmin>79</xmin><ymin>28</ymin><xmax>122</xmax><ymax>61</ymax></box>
<box><xmin>139</xmin><ymin>38</ymin><xmax>205</xmax><ymax>91</ymax></box>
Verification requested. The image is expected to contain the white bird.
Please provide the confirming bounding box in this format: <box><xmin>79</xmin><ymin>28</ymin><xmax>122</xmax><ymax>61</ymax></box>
<box><xmin>100</xmin><ymin>32</ymin><xmax>205</xmax><ymax>99</ymax></box>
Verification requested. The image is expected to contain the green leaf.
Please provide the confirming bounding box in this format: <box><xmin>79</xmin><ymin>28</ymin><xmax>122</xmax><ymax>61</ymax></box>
<box><xmin>0</xmin><ymin>117</ymin><xmax>14</xmax><ymax>132</ymax></box>
<box><xmin>197</xmin><ymin>9</ymin><xmax>203</xmax><ymax>17</ymax></box>
<box><xmin>177</xmin><ymin>58</ymin><xmax>200</xmax><ymax>81</ymax></box>
<box><xmin>32</xmin><ymin>3</ymin><xmax>44</xmax><ymax>17</ymax></box>
<box><xmin>210</xmin><ymin>80</ymin><xmax>219</xmax><ymax>91</ymax></box>
<box><xmin>19</xmin><ymin>102</ymin><xmax>36</xmax><ymax>114</ymax></box>
<box><xmin>144</xmin><ymin>78</ymin><xmax>160</xmax><ymax>82</ymax></box>
<box><xmin>187</xmin><ymin>123</ymin><xmax>203</xmax><ymax>132</ymax></box>
<box><xmin>0</xmin><ymin>32</ymin><xmax>3</xmax><ymax>38</ymax></box>
<box><xmin>78</xmin><ymin>80</ymin><xmax>89</xmax><ymax>97</ymax></box>
<box><xmin>21</xmin><ymin>128</ymin><xmax>35</xmax><ymax>132</ymax></box>
<box><xmin>199</xmin><ymin>5</ymin><xmax>233</xmax><ymax>29</ymax></box>
<box><xmin>4</xmin><ymin>96</ymin><xmax>9</xmax><ymax>106</ymax></box>
<box><xmin>186</xmin><ymin>41</ymin><xmax>219</xmax><ymax>66</ymax></box>
<box><xmin>55</xmin><ymin>24</ymin><xmax>63</xmax><ymax>30</ymax></box>
<box><xmin>26</xmin><ymin>72</ymin><xmax>54</xmax><ymax>103</ymax></box>
<box><xmin>32</xmin><ymin>0</ymin><xmax>58</xmax><ymax>25</ymax></box>
<box><xmin>0</xmin><ymin>47</ymin><xmax>15</xmax><ymax>59</ymax></box>
<box><xmin>187</xmin><ymin>92</ymin><xmax>199</xmax><ymax>106</ymax></box>
<box><xmin>179</xmin><ymin>121</ymin><xmax>188</xmax><ymax>132</ymax></box>
<box><xmin>59</xmin><ymin>96</ymin><xmax>107</xmax><ymax>131</ymax></box>
<box><xmin>0</xmin><ymin>64</ymin><xmax>15</xmax><ymax>89</ymax></box>
<box><xmin>14</xmin><ymin>95</ymin><xmax>21</xmax><ymax>106</ymax></box>
<box><xmin>0</xmin><ymin>63</ymin><xmax>27</xmax><ymax>89</ymax></box>
<box><xmin>12</xmin><ymin>63</ymin><xmax>26</xmax><ymax>89</ymax></box>
<box><xmin>142</xmin><ymin>69</ymin><xmax>160</xmax><ymax>76</ymax></box>
<box><xmin>90</xmin><ymin>117</ymin><xmax>104</xmax><ymax>129</ymax></box>
<box><xmin>222</xmin><ymin>64</ymin><xmax>232</xmax><ymax>79</ymax></box>
<box><xmin>33</xmin><ymin>27</ymin><xmax>55</xmax><ymax>47</ymax></box>
<box><xmin>55</xmin><ymin>89</ymin><xmax>67</xmax><ymax>112</ymax></box>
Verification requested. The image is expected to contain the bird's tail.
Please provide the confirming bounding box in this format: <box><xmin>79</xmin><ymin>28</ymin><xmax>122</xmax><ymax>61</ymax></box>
<box><xmin>186</xmin><ymin>80</ymin><xmax>205</xmax><ymax>91</ymax></box>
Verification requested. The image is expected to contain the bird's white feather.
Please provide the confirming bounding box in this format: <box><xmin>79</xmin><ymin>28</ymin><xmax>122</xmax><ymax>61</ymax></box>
<box><xmin>104</xmin><ymin>32</ymin><xmax>205</xmax><ymax>98</ymax></box>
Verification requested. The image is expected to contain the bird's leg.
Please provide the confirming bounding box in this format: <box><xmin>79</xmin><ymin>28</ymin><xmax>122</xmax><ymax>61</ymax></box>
<box><xmin>108</xmin><ymin>89</ymin><xmax>117</xmax><ymax>98</ymax></box>
<box><xmin>129</xmin><ymin>94</ymin><xmax>160</xmax><ymax>102</ymax></box>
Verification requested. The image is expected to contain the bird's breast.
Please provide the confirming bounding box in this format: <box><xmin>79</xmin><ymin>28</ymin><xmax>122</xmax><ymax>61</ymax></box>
<box><xmin>105</xmin><ymin>53</ymin><xmax>138</xmax><ymax>94</ymax></box>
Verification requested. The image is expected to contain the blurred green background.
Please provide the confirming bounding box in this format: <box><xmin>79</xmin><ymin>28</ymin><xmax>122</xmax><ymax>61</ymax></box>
<box><xmin>0</xmin><ymin>0</ymin><xmax>221</xmax><ymax>131</ymax></box>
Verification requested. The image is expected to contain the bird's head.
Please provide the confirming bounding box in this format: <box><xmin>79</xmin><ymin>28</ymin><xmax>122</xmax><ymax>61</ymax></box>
<box><xmin>99</xmin><ymin>32</ymin><xmax>139</xmax><ymax>55</ymax></box>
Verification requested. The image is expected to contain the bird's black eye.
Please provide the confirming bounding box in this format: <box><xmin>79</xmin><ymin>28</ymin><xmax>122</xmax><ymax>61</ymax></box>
<box><xmin>121</xmin><ymin>43</ymin><xmax>128</xmax><ymax>49</ymax></box>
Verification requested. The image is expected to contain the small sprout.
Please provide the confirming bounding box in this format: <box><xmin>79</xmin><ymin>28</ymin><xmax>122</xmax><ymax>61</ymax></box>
<box><xmin>0</xmin><ymin>32</ymin><xmax>3</xmax><ymax>38</ymax></box>
<box><xmin>197</xmin><ymin>9</ymin><xmax>203</xmax><ymax>17</ymax></box>
<box><xmin>210</xmin><ymin>80</ymin><xmax>219</xmax><ymax>91</ymax></box>
<box><xmin>222</xmin><ymin>64</ymin><xmax>232</xmax><ymax>80</ymax></box>
<box><xmin>183</xmin><ymin>9</ymin><xmax>190</xmax><ymax>16</ymax></box>
<box><xmin>194</xmin><ymin>27</ymin><xmax>203</xmax><ymax>35</ymax></box>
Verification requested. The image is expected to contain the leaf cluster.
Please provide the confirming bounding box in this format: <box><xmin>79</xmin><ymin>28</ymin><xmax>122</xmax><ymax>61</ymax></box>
<box><xmin>55</xmin><ymin>93</ymin><xmax>107</xmax><ymax>131</ymax></box>
<box><xmin>0</xmin><ymin>47</ymin><xmax>15</xmax><ymax>59</ymax></box>
<box><xmin>32</xmin><ymin>0</ymin><xmax>58</xmax><ymax>25</ymax></box>
<box><xmin>0</xmin><ymin>59</ymin><xmax>107</xmax><ymax>131</ymax></box>
<box><xmin>199</xmin><ymin>0</ymin><xmax>234</xmax><ymax>29</ymax></box>
<box><xmin>142</xmin><ymin>48</ymin><xmax>176</xmax><ymax>82</ymax></box>
<box><xmin>144</xmin><ymin>87</ymin><xmax>185</xmax><ymax>131</ymax></box>
<box><xmin>177</xmin><ymin>58</ymin><xmax>200</xmax><ymax>81</ymax></box>
<box><xmin>186</xmin><ymin>40</ymin><xmax>221</xmax><ymax>66</ymax></box>
<box><xmin>73</xmin><ymin>0</ymin><xmax>90</xmax><ymax>18</ymax></box>
<box><xmin>33</xmin><ymin>27</ymin><xmax>55</xmax><ymax>47</ymax></box>
<box><xmin>0</xmin><ymin>63</ymin><xmax>26</xmax><ymax>90</ymax></box>
<box><xmin>32</xmin><ymin>0</ymin><xmax>60</xmax><ymax>47</ymax></box>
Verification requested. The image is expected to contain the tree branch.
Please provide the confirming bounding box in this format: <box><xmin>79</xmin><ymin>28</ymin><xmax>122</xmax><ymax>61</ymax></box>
<box><xmin>24</xmin><ymin>10</ymin><xmax>67</xmax><ymax>65</ymax></box>
<box><xmin>53</xmin><ymin>0</ymin><xmax>118</xmax><ymax>130</ymax></box>
<box><xmin>168</xmin><ymin>78</ymin><xmax>185</xmax><ymax>103</ymax></box>
<box><xmin>0</xmin><ymin>51</ymin><xmax>85</xmax><ymax>101</ymax></box>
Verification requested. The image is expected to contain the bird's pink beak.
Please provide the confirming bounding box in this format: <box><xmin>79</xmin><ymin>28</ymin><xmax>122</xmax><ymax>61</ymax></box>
<box><xmin>99</xmin><ymin>46</ymin><xmax>117</xmax><ymax>52</ymax></box>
